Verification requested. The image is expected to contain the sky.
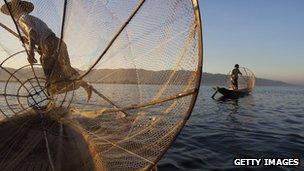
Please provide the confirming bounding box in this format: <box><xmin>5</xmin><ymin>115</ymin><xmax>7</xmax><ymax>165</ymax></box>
<box><xmin>0</xmin><ymin>0</ymin><xmax>303</xmax><ymax>85</ymax></box>
<box><xmin>199</xmin><ymin>0</ymin><xmax>304</xmax><ymax>85</ymax></box>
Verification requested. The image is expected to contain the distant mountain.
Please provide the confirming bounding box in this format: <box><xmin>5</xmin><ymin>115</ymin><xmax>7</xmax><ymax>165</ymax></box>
<box><xmin>0</xmin><ymin>68</ymin><xmax>292</xmax><ymax>86</ymax></box>
<box><xmin>202</xmin><ymin>72</ymin><xmax>291</xmax><ymax>86</ymax></box>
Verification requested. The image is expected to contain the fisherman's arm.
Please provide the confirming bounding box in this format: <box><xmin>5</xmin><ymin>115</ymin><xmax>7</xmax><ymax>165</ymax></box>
<box><xmin>18</xmin><ymin>16</ymin><xmax>38</xmax><ymax>63</ymax></box>
<box><xmin>27</xmin><ymin>29</ymin><xmax>37</xmax><ymax>64</ymax></box>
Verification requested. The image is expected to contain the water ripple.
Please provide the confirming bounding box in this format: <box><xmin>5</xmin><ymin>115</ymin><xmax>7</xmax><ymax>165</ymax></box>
<box><xmin>159</xmin><ymin>86</ymin><xmax>304</xmax><ymax>170</ymax></box>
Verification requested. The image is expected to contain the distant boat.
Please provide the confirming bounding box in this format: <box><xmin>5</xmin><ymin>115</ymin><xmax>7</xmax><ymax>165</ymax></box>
<box><xmin>212</xmin><ymin>67</ymin><xmax>255</xmax><ymax>99</ymax></box>
<box><xmin>213</xmin><ymin>87</ymin><xmax>250</xmax><ymax>99</ymax></box>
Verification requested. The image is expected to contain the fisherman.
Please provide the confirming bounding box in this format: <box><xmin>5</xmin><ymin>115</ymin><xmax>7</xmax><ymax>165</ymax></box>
<box><xmin>1</xmin><ymin>0</ymin><xmax>92</xmax><ymax>101</ymax></box>
<box><xmin>231</xmin><ymin>64</ymin><xmax>242</xmax><ymax>90</ymax></box>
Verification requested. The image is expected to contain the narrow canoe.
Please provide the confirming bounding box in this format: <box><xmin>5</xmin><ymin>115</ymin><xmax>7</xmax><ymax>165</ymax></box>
<box><xmin>214</xmin><ymin>87</ymin><xmax>251</xmax><ymax>99</ymax></box>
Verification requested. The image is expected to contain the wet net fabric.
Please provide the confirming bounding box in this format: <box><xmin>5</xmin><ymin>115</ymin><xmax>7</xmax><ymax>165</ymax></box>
<box><xmin>0</xmin><ymin>0</ymin><xmax>202</xmax><ymax>170</ymax></box>
<box><xmin>227</xmin><ymin>67</ymin><xmax>256</xmax><ymax>91</ymax></box>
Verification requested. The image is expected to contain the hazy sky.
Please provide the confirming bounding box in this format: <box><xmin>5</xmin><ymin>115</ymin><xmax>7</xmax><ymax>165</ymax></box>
<box><xmin>199</xmin><ymin>0</ymin><xmax>304</xmax><ymax>85</ymax></box>
<box><xmin>0</xmin><ymin>0</ymin><xmax>303</xmax><ymax>85</ymax></box>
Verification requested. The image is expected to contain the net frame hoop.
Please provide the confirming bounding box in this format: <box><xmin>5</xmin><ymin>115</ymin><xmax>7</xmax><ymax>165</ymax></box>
<box><xmin>227</xmin><ymin>67</ymin><xmax>256</xmax><ymax>90</ymax></box>
<box><xmin>146</xmin><ymin>0</ymin><xmax>203</xmax><ymax>169</ymax></box>
<box><xmin>0</xmin><ymin>0</ymin><xmax>204</xmax><ymax>169</ymax></box>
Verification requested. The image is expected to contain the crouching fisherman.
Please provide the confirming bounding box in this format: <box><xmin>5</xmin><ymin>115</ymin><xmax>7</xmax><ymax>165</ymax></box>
<box><xmin>1</xmin><ymin>0</ymin><xmax>93</xmax><ymax>101</ymax></box>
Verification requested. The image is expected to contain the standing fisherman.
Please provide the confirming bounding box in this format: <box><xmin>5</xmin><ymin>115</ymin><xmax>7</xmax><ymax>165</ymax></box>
<box><xmin>231</xmin><ymin>64</ymin><xmax>242</xmax><ymax>90</ymax></box>
<box><xmin>1</xmin><ymin>0</ymin><xmax>92</xmax><ymax>101</ymax></box>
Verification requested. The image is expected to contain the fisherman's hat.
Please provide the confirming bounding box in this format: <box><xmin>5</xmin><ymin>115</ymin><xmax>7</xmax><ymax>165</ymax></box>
<box><xmin>1</xmin><ymin>0</ymin><xmax>34</xmax><ymax>15</ymax></box>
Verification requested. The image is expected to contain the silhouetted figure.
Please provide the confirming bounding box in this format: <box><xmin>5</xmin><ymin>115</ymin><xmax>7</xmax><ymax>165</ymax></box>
<box><xmin>231</xmin><ymin>64</ymin><xmax>242</xmax><ymax>90</ymax></box>
<box><xmin>1</xmin><ymin>0</ymin><xmax>92</xmax><ymax>101</ymax></box>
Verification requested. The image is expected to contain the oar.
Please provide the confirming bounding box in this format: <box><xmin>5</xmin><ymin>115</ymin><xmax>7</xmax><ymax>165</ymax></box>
<box><xmin>211</xmin><ymin>87</ymin><xmax>218</xmax><ymax>99</ymax></box>
<box><xmin>0</xmin><ymin>22</ymin><xmax>37</xmax><ymax>52</ymax></box>
<box><xmin>0</xmin><ymin>22</ymin><xmax>20</xmax><ymax>38</ymax></box>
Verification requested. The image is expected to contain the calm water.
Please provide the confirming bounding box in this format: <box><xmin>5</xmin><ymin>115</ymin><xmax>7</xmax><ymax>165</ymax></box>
<box><xmin>158</xmin><ymin>86</ymin><xmax>304</xmax><ymax>171</ymax></box>
<box><xmin>1</xmin><ymin>83</ymin><xmax>303</xmax><ymax>170</ymax></box>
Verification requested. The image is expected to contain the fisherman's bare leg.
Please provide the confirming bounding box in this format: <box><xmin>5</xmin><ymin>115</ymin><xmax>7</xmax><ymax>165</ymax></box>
<box><xmin>40</xmin><ymin>42</ymin><xmax>57</xmax><ymax>96</ymax></box>
<box><xmin>76</xmin><ymin>80</ymin><xmax>93</xmax><ymax>101</ymax></box>
<box><xmin>39</xmin><ymin>36</ymin><xmax>93</xmax><ymax>100</ymax></box>
<box><xmin>231</xmin><ymin>79</ymin><xmax>238</xmax><ymax>90</ymax></box>
<box><xmin>58</xmin><ymin>45</ymin><xmax>93</xmax><ymax>101</ymax></box>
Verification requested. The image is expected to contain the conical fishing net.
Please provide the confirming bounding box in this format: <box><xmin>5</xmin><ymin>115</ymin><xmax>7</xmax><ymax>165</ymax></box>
<box><xmin>0</xmin><ymin>0</ymin><xmax>203</xmax><ymax>170</ymax></box>
<box><xmin>227</xmin><ymin>67</ymin><xmax>256</xmax><ymax>91</ymax></box>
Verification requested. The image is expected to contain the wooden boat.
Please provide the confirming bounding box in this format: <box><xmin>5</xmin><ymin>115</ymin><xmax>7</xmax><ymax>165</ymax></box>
<box><xmin>212</xmin><ymin>87</ymin><xmax>251</xmax><ymax>99</ymax></box>
<box><xmin>212</xmin><ymin>67</ymin><xmax>256</xmax><ymax>99</ymax></box>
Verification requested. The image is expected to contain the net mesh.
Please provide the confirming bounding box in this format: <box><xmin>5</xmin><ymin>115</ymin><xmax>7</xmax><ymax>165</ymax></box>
<box><xmin>0</xmin><ymin>0</ymin><xmax>202</xmax><ymax>170</ymax></box>
<box><xmin>227</xmin><ymin>67</ymin><xmax>256</xmax><ymax>91</ymax></box>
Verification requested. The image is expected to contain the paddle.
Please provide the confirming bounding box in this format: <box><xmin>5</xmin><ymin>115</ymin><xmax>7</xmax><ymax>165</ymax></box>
<box><xmin>0</xmin><ymin>22</ymin><xmax>20</xmax><ymax>38</ymax></box>
<box><xmin>211</xmin><ymin>87</ymin><xmax>218</xmax><ymax>99</ymax></box>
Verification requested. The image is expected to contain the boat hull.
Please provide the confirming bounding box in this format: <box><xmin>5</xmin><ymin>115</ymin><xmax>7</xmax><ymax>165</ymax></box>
<box><xmin>217</xmin><ymin>87</ymin><xmax>250</xmax><ymax>99</ymax></box>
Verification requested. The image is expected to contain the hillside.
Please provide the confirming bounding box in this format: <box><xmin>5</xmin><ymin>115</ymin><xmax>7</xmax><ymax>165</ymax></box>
<box><xmin>0</xmin><ymin>68</ymin><xmax>292</xmax><ymax>86</ymax></box>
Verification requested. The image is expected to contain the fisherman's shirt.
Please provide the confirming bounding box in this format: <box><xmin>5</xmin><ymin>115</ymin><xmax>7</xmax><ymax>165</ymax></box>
<box><xmin>17</xmin><ymin>14</ymin><xmax>54</xmax><ymax>47</ymax></box>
